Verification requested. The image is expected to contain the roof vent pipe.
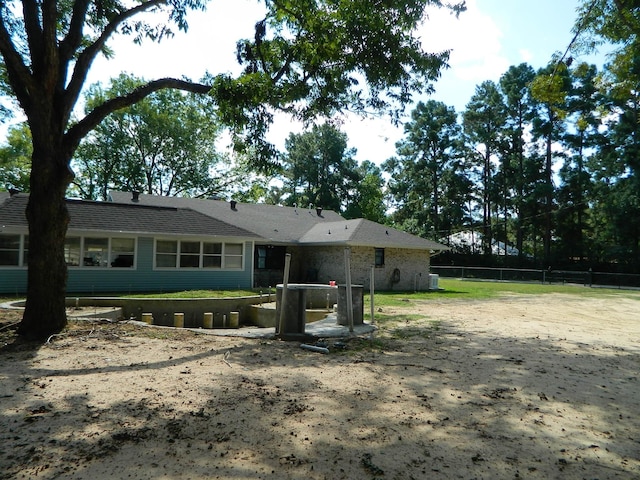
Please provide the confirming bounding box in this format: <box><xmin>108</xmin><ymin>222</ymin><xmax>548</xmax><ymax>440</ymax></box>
<box><xmin>8</xmin><ymin>188</ymin><xmax>20</xmax><ymax>197</ymax></box>
<box><xmin>316</xmin><ymin>207</ymin><xmax>323</xmax><ymax>217</ymax></box>
<box><xmin>230</xmin><ymin>200</ymin><xmax>237</xmax><ymax>210</ymax></box>
<box><xmin>132</xmin><ymin>191</ymin><xmax>140</xmax><ymax>202</ymax></box>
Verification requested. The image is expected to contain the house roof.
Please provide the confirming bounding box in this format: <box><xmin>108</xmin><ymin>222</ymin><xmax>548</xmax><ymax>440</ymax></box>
<box><xmin>108</xmin><ymin>191</ymin><xmax>449</xmax><ymax>251</ymax></box>
<box><xmin>0</xmin><ymin>194</ymin><xmax>259</xmax><ymax>239</ymax></box>
<box><xmin>108</xmin><ymin>191</ymin><xmax>346</xmax><ymax>244</ymax></box>
<box><xmin>299</xmin><ymin>218</ymin><xmax>448</xmax><ymax>250</ymax></box>
<box><xmin>2</xmin><ymin>191</ymin><xmax>449</xmax><ymax>251</ymax></box>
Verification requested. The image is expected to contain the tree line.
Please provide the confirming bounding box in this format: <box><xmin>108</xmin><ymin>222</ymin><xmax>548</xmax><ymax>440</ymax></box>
<box><xmin>3</xmin><ymin>56</ymin><xmax>639</xmax><ymax>273</ymax></box>
<box><xmin>385</xmin><ymin>59</ymin><xmax>639</xmax><ymax>272</ymax></box>
<box><xmin>278</xmin><ymin>56</ymin><xmax>640</xmax><ymax>273</ymax></box>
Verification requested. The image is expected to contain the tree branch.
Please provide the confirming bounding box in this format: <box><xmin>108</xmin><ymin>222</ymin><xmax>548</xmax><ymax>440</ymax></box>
<box><xmin>41</xmin><ymin>0</ymin><xmax>60</xmax><ymax>91</ymax></box>
<box><xmin>0</xmin><ymin>10</ymin><xmax>35</xmax><ymax>110</ymax></box>
<box><xmin>65</xmin><ymin>78</ymin><xmax>211</xmax><ymax>153</ymax></box>
<box><xmin>63</xmin><ymin>0</ymin><xmax>169</xmax><ymax>122</ymax></box>
<box><xmin>21</xmin><ymin>0</ymin><xmax>42</xmax><ymax>71</ymax></box>
<box><xmin>59</xmin><ymin>0</ymin><xmax>93</xmax><ymax>64</ymax></box>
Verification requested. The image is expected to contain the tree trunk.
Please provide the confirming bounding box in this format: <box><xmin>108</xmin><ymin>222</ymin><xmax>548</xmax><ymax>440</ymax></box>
<box><xmin>483</xmin><ymin>150</ymin><xmax>492</xmax><ymax>256</ymax></box>
<box><xmin>544</xmin><ymin>132</ymin><xmax>553</xmax><ymax>266</ymax></box>
<box><xmin>516</xmin><ymin>144</ymin><xmax>524</xmax><ymax>264</ymax></box>
<box><xmin>17</xmin><ymin>145</ymin><xmax>74</xmax><ymax>340</ymax></box>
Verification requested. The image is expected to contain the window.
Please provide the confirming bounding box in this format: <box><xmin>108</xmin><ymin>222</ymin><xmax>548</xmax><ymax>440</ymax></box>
<box><xmin>65</xmin><ymin>237</ymin><xmax>81</xmax><ymax>266</ymax></box>
<box><xmin>255</xmin><ymin>245</ymin><xmax>286</xmax><ymax>270</ymax></box>
<box><xmin>23</xmin><ymin>236</ymin><xmax>29</xmax><ymax>265</ymax></box>
<box><xmin>0</xmin><ymin>234</ymin><xmax>20</xmax><ymax>266</ymax></box>
<box><xmin>111</xmin><ymin>238</ymin><xmax>135</xmax><ymax>267</ymax></box>
<box><xmin>180</xmin><ymin>241</ymin><xmax>201</xmax><ymax>268</ymax></box>
<box><xmin>65</xmin><ymin>236</ymin><xmax>136</xmax><ymax>268</ymax></box>
<box><xmin>156</xmin><ymin>240</ymin><xmax>178</xmax><ymax>268</ymax></box>
<box><xmin>155</xmin><ymin>240</ymin><xmax>244</xmax><ymax>269</ymax></box>
<box><xmin>375</xmin><ymin>248</ymin><xmax>385</xmax><ymax>267</ymax></box>
<box><xmin>203</xmin><ymin>242</ymin><xmax>222</xmax><ymax>268</ymax></box>
<box><xmin>256</xmin><ymin>246</ymin><xmax>267</xmax><ymax>269</ymax></box>
<box><xmin>224</xmin><ymin>243</ymin><xmax>243</xmax><ymax>269</ymax></box>
<box><xmin>2</xmin><ymin>234</ymin><xmax>135</xmax><ymax>268</ymax></box>
<box><xmin>84</xmin><ymin>237</ymin><xmax>109</xmax><ymax>267</ymax></box>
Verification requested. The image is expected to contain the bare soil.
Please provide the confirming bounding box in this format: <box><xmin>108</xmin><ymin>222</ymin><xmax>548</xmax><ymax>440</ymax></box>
<box><xmin>1</xmin><ymin>292</ymin><xmax>639</xmax><ymax>479</ymax></box>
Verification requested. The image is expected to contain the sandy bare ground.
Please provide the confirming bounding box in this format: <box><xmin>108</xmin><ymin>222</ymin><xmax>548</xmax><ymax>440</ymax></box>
<box><xmin>1</xmin><ymin>292</ymin><xmax>639</xmax><ymax>479</ymax></box>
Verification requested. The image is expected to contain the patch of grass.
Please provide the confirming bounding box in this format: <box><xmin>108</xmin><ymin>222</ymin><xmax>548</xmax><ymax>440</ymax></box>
<box><xmin>341</xmin><ymin>336</ymin><xmax>388</xmax><ymax>354</ymax></box>
<box><xmin>440</xmin><ymin>278</ymin><xmax>640</xmax><ymax>299</ymax></box>
<box><xmin>0</xmin><ymin>296</ymin><xmax>22</xmax><ymax>304</ymax></box>
<box><xmin>374</xmin><ymin>313</ymin><xmax>439</xmax><ymax>340</ymax></box>
<box><xmin>365</xmin><ymin>278</ymin><xmax>640</xmax><ymax>306</ymax></box>
<box><xmin>125</xmin><ymin>289</ymin><xmax>258</xmax><ymax>299</ymax></box>
<box><xmin>340</xmin><ymin>313</ymin><xmax>443</xmax><ymax>355</ymax></box>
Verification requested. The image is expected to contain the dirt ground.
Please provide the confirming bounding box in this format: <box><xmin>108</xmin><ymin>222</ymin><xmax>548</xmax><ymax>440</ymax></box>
<box><xmin>1</xmin><ymin>292</ymin><xmax>639</xmax><ymax>480</ymax></box>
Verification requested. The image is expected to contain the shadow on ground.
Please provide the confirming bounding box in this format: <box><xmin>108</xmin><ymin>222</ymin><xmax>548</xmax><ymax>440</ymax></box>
<box><xmin>1</xmin><ymin>310</ymin><xmax>638</xmax><ymax>479</ymax></box>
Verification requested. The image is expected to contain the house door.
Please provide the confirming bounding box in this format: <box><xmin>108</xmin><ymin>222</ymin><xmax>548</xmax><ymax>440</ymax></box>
<box><xmin>254</xmin><ymin>245</ymin><xmax>287</xmax><ymax>287</ymax></box>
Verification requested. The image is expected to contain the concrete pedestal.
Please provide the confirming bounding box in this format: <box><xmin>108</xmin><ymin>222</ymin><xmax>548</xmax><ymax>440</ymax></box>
<box><xmin>275</xmin><ymin>283</ymin><xmax>338</xmax><ymax>337</ymax></box>
<box><xmin>275</xmin><ymin>286</ymin><xmax>306</xmax><ymax>335</ymax></box>
<box><xmin>337</xmin><ymin>284</ymin><xmax>364</xmax><ymax>326</ymax></box>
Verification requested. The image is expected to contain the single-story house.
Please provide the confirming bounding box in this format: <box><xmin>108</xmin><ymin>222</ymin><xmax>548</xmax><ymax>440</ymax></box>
<box><xmin>0</xmin><ymin>190</ymin><xmax>448</xmax><ymax>294</ymax></box>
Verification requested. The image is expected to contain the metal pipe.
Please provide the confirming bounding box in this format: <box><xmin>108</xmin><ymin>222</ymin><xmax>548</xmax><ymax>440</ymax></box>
<box><xmin>344</xmin><ymin>248</ymin><xmax>354</xmax><ymax>333</ymax></box>
<box><xmin>300</xmin><ymin>344</ymin><xmax>329</xmax><ymax>354</ymax></box>
<box><xmin>370</xmin><ymin>265</ymin><xmax>375</xmax><ymax>325</ymax></box>
<box><xmin>278</xmin><ymin>253</ymin><xmax>292</xmax><ymax>335</ymax></box>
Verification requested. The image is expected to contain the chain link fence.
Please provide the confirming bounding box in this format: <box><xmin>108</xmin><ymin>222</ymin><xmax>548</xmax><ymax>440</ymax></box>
<box><xmin>430</xmin><ymin>266</ymin><xmax>640</xmax><ymax>289</ymax></box>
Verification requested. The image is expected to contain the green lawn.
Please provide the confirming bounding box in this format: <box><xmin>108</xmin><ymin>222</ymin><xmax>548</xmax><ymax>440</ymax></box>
<box><xmin>124</xmin><ymin>289</ymin><xmax>260</xmax><ymax>299</ymax></box>
<box><xmin>3</xmin><ymin>278</ymin><xmax>638</xmax><ymax>305</ymax></box>
<box><xmin>365</xmin><ymin>277</ymin><xmax>640</xmax><ymax>307</ymax></box>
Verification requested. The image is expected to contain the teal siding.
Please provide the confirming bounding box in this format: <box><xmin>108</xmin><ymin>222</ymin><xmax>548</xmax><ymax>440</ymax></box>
<box><xmin>1</xmin><ymin>238</ymin><xmax>254</xmax><ymax>294</ymax></box>
<box><xmin>0</xmin><ymin>269</ymin><xmax>27</xmax><ymax>295</ymax></box>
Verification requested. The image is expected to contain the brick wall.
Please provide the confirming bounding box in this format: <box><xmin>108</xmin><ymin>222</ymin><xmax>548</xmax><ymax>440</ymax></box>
<box><xmin>297</xmin><ymin>246</ymin><xmax>432</xmax><ymax>291</ymax></box>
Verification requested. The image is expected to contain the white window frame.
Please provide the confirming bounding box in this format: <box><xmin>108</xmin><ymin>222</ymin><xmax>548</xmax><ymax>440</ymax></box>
<box><xmin>110</xmin><ymin>237</ymin><xmax>136</xmax><ymax>268</ymax></box>
<box><xmin>65</xmin><ymin>235</ymin><xmax>137</xmax><ymax>269</ymax></box>
<box><xmin>154</xmin><ymin>238</ymin><xmax>245</xmax><ymax>270</ymax></box>
<box><xmin>0</xmin><ymin>233</ymin><xmax>23</xmax><ymax>267</ymax></box>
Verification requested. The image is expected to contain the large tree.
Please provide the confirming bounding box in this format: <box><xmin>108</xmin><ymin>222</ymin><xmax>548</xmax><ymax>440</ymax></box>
<box><xmin>280</xmin><ymin>122</ymin><xmax>359</xmax><ymax>213</ymax></box>
<box><xmin>384</xmin><ymin>100</ymin><xmax>467</xmax><ymax>239</ymax></box>
<box><xmin>529</xmin><ymin>62</ymin><xmax>571</xmax><ymax>265</ymax></box>
<box><xmin>498</xmin><ymin>63</ymin><xmax>536</xmax><ymax>261</ymax></box>
<box><xmin>555</xmin><ymin>62</ymin><xmax>601</xmax><ymax>264</ymax></box>
<box><xmin>72</xmin><ymin>73</ymin><xmax>234</xmax><ymax>200</ymax></box>
<box><xmin>462</xmin><ymin>80</ymin><xmax>507</xmax><ymax>255</ymax></box>
<box><xmin>0</xmin><ymin>122</ymin><xmax>32</xmax><ymax>192</ymax></box>
<box><xmin>342</xmin><ymin>160</ymin><xmax>387</xmax><ymax>223</ymax></box>
<box><xmin>0</xmin><ymin>0</ymin><xmax>464</xmax><ymax>339</ymax></box>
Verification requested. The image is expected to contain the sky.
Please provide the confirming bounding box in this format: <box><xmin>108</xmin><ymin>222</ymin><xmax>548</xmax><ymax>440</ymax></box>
<box><xmin>72</xmin><ymin>1</ymin><xmax>609</xmax><ymax>165</ymax></box>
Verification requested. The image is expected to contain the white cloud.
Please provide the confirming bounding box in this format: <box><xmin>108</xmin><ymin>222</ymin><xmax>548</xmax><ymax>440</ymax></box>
<box><xmin>419</xmin><ymin>0</ymin><xmax>508</xmax><ymax>83</ymax></box>
<box><xmin>519</xmin><ymin>49</ymin><xmax>534</xmax><ymax>63</ymax></box>
<box><xmin>87</xmin><ymin>0</ymin><xmax>265</xmax><ymax>85</ymax></box>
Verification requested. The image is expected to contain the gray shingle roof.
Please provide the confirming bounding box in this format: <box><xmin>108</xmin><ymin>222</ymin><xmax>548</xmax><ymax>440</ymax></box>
<box><xmin>299</xmin><ymin>218</ymin><xmax>448</xmax><ymax>250</ymax></box>
<box><xmin>0</xmin><ymin>194</ymin><xmax>259</xmax><ymax>238</ymax></box>
<box><xmin>107</xmin><ymin>191</ymin><xmax>449</xmax><ymax>251</ymax></box>
<box><xmin>108</xmin><ymin>191</ymin><xmax>346</xmax><ymax>244</ymax></box>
